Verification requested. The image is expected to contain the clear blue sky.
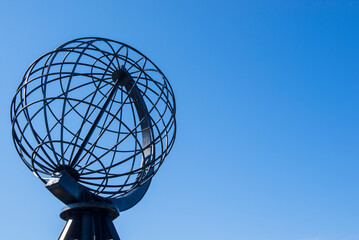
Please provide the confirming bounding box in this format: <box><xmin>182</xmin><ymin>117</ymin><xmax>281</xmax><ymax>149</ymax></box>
<box><xmin>0</xmin><ymin>1</ymin><xmax>358</xmax><ymax>239</ymax></box>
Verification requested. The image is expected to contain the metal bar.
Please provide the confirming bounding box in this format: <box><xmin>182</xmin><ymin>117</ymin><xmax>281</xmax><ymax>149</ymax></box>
<box><xmin>70</xmin><ymin>73</ymin><xmax>122</xmax><ymax>168</ymax></box>
<box><xmin>46</xmin><ymin>170</ymin><xmax>84</xmax><ymax>204</ymax></box>
<box><xmin>81</xmin><ymin>212</ymin><xmax>92</xmax><ymax>240</ymax></box>
<box><xmin>58</xmin><ymin>218</ymin><xmax>73</xmax><ymax>240</ymax></box>
<box><xmin>105</xmin><ymin>215</ymin><xmax>121</xmax><ymax>240</ymax></box>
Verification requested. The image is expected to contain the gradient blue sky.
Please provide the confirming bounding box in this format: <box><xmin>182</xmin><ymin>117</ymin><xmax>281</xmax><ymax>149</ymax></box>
<box><xmin>0</xmin><ymin>1</ymin><xmax>358</xmax><ymax>239</ymax></box>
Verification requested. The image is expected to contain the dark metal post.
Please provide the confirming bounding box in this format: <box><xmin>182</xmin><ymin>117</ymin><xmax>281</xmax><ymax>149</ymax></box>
<box><xmin>47</xmin><ymin>171</ymin><xmax>121</xmax><ymax>240</ymax></box>
<box><xmin>58</xmin><ymin>202</ymin><xmax>120</xmax><ymax>240</ymax></box>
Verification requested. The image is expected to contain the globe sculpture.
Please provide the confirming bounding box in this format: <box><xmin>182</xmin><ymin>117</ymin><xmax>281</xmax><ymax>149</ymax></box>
<box><xmin>11</xmin><ymin>37</ymin><xmax>176</xmax><ymax>239</ymax></box>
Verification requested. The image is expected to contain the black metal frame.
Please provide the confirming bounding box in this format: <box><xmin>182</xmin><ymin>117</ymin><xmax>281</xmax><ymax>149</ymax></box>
<box><xmin>10</xmin><ymin>37</ymin><xmax>176</xmax><ymax>239</ymax></box>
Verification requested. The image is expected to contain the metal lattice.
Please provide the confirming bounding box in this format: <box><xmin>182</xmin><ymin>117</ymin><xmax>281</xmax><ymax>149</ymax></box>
<box><xmin>11</xmin><ymin>37</ymin><xmax>176</xmax><ymax>199</ymax></box>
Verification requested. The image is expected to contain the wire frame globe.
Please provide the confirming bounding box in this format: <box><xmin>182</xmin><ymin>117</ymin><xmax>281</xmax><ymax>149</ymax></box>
<box><xmin>11</xmin><ymin>37</ymin><xmax>176</xmax><ymax>199</ymax></box>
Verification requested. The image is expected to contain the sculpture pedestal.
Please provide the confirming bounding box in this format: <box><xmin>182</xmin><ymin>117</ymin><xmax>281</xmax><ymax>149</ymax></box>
<box><xmin>58</xmin><ymin>202</ymin><xmax>120</xmax><ymax>240</ymax></box>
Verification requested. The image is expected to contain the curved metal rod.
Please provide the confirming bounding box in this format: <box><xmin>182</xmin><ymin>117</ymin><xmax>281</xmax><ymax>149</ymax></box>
<box><xmin>109</xmin><ymin>66</ymin><xmax>155</xmax><ymax>211</ymax></box>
